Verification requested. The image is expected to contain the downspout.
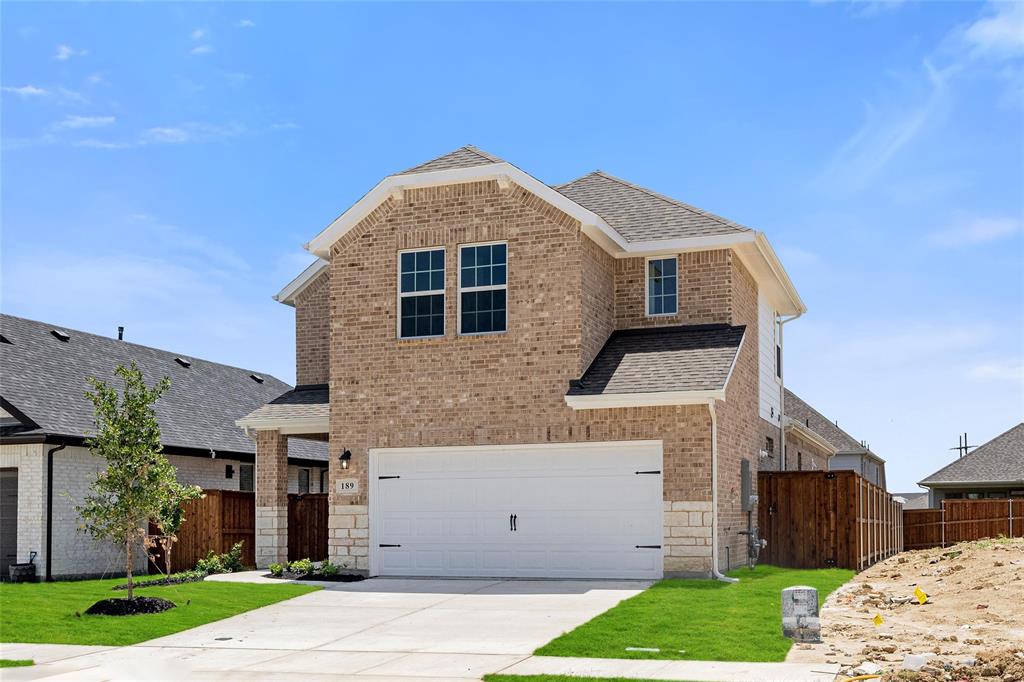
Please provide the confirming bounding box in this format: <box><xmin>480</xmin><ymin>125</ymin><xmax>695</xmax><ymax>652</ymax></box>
<box><xmin>45</xmin><ymin>441</ymin><xmax>67</xmax><ymax>582</ymax></box>
<box><xmin>777</xmin><ymin>313</ymin><xmax>802</xmax><ymax>470</ymax></box>
<box><xmin>708</xmin><ymin>400</ymin><xmax>737</xmax><ymax>583</ymax></box>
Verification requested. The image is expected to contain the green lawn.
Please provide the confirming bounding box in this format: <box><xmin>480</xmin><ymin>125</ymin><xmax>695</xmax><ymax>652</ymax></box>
<box><xmin>535</xmin><ymin>565</ymin><xmax>854</xmax><ymax>663</ymax></box>
<box><xmin>0</xmin><ymin>660</ymin><xmax>34</xmax><ymax>668</ymax></box>
<box><xmin>0</xmin><ymin>577</ymin><xmax>318</xmax><ymax>646</ymax></box>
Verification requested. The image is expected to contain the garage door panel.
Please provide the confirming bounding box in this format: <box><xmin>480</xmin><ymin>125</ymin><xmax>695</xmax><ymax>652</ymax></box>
<box><xmin>372</xmin><ymin>442</ymin><xmax>663</xmax><ymax>579</ymax></box>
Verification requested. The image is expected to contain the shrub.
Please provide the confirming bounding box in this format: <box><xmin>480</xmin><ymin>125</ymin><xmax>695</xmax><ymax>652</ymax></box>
<box><xmin>268</xmin><ymin>563</ymin><xmax>284</xmax><ymax>577</ymax></box>
<box><xmin>195</xmin><ymin>541</ymin><xmax>246</xmax><ymax>575</ymax></box>
<box><xmin>318</xmin><ymin>559</ymin><xmax>339</xmax><ymax>577</ymax></box>
<box><xmin>288</xmin><ymin>558</ymin><xmax>313</xmax><ymax>576</ymax></box>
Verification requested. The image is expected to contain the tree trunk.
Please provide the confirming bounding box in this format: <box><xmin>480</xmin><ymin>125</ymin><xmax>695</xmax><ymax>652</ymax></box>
<box><xmin>126</xmin><ymin>537</ymin><xmax>134</xmax><ymax>600</ymax></box>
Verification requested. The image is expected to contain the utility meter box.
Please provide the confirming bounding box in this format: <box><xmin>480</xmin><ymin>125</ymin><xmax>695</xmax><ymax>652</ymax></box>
<box><xmin>781</xmin><ymin>586</ymin><xmax>821</xmax><ymax>643</ymax></box>
<box><xmin>741</xmin><ymin>459</ymin><xmax>756</xmax><ymax>512</ymax></box>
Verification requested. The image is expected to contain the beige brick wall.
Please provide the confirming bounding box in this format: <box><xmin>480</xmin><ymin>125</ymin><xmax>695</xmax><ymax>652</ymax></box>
<box><xmin>615</xmin><ymin>250</ymin><xmax>733</xmax><ymax>329</ymax></box>
<box><xmin>785</xmin><ymin>431</ymin><xmax>831</xmax><ymax>471</ymax></box>
<box><xmin>295</xmin><ymin>268</ymin><xmax>331</xmax><ymax>385</ymax></box>
<box><xmin>713</xmin><ymin>253</ymin><xmax>762</xmax><ymax>572</ymax></box>
<box><xmin>311</xmin><ymin>179</ymin><xmax>765</xmax><ymax>576</ymax></box>
<box><xmin>255</xmin><ymin>431</ymin><xmax>289</xmax><ymax>567</ymax></box>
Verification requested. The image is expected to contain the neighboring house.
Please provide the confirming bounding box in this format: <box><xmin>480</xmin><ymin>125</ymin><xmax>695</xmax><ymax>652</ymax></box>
<box><xmin>238</xmin><ymin>145</ymin><xmax>805</xmax><ymax>579</ymax></box>
<box><xmin>780</xmin><ymin>389</ymin><xmax>886</xmax><ymax>487</ymax></box>
<box><xmin>0</xmin><ymin>314</ymin><xmax>327</xmax><ymax>580</ymax></box>
<box><xmin>918</xmin><ymin>423</ymin><xmax>1024</xmax><ymax>507</ymax></box>
<box><xmin>893</xmin><ymin>492</ymin><xmax>929</xmax><ymax>510</ymax></box>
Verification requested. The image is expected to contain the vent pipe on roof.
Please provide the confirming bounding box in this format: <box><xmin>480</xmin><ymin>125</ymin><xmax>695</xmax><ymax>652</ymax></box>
<box><xmin>50</xmin><ymin>329</ymin><xmax>70</xmax><ymax>342</ymax></box>
<box><xmin>175</xmin><ymin>357</ymin><xmax>192</xmax><ymax>368</ymax></box>
<box><xmin>117</xmin><ymin>326</ymin><xmax>124</xmax><ymax>341</ymax></box>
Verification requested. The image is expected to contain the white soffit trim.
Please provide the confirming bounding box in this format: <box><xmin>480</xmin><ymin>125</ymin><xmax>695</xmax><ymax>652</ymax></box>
<box><xmin>235</xmin><ymin>416</ymin><xmax>330</xmax><ymax>435</ymax></box>
<box><xmin>565</xmin><ymin>389</ymin><xmax>725</xmax><ymax>410</ymax></box>
<box><xmin>274</xmin><ymin>258</ymin><xmax>329</xmax><ymax>307</ymax></box>
<box><xmin>298</xmin><ymin>163</ymin><xmax>805</xmax><ymax>316</ymax></box>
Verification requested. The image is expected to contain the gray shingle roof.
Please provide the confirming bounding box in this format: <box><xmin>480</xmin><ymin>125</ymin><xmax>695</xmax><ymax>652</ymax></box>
<box><xmin>0</xmin><ymin>314</ymin><xmax>326</xmax><ymax>462</ymax></box>
<box><xmin>894</xmin><ymin>492</ymin><xmax>930</xmax><ymax>510</ymax></box>
<box><xmin>238</xmin><ymin>384</ymin><xmax>329</xmax><ymax>423</ymax></box>
<box><xmin>567</xmin><ymin>325</ymin><xmax>745</xmax><ymax>397</ymax></box>
<box><xmin>920</xmin><ymin>423</ymin><xmax>1024</xmax><ymax>486</ymax></box>
<box><xmin>401</xmin><ymin>145</ymin><xmax>504</xmax><ymax>174</ymax></box>
<box><xmin>783</xmin><ymin>389</ymin><xmax>869</xmax><ymax>455</ymax></box>
<box><xmin>556</xmin><ymin>171</ymin><xmax>753</xmax><ymax>243</ymax></box>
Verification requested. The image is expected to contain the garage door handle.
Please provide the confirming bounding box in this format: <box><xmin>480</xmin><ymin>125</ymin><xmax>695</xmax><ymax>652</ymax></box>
<box><xmin>513</xmin><ymin>514</ymin><xmax>517</xmax><ymax>531</ymax></box>
<box><xmin>379</xmin><ymin>544</ymin><xmax>401</xmax><ymax>548</ymax></box>
<box><xmin>635</xmin><ymin>470</ymin><xmax>661</xmax><ymax>475</ymax></box>
<box><xmin>635</xmin><ymin>545</ymin><xmax>661</xmax><ymax>549</ymax></box>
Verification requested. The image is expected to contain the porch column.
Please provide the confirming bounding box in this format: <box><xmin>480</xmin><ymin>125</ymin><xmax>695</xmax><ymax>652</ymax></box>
<box><xmin>255</xmin><ymin>430</ymin><xmax>289</xmax><ymax>568</ymax></box>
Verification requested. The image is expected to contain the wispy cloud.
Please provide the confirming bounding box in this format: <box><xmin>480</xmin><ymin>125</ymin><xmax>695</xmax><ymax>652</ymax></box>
<box><xmin>74</xmin><ymin>121</ymin><xmax>248</xmax><ymax>149</ymax></box>
<box><xmin>3</xmin><ymin>84</ymin><xmax>49</xmax><ymax>97</ymax></box>
<box><xmin>963</xmin><ymin>2</ymin><xmax>1024</xmax><ymax>59</ymax></box>
<box><xmin>812</xmin><ymin>61</ymin><xmax>952</xmax><ymax>196</ymax></box>
<box><xmin>53</xmin><ymin>115</ymin><xmax>116</xmax><ymax>130</ymax></box>
<box><xmin>191</xmin><ymin>28</ymin><xmax>207</xmax><ymax>41</ymax></box>
<box><xmin>235</xmin><ymin>19</ymin><xmax>255</xmax><ymax>28</ymax></box>
<box><xmin>54</xmin><ymin>44</ymin><xmax>87</xmax><ymax>61</ymax></box>
<box><xmin>190</xmin><ymin>27</ymin><xmax>213</xmax><ymax>55</ymax></box>
<box><xmin>73</xmin><ymin>138</ymin><xmax>134</xmax><ymax>150</ymax></box>
<box><xmin>929</xmin><ymin>216</ymin><xmax>1023</xmax><ymax>248</ymax></box>
<box><xmin>190</xmin><ymin>44</ymin><xmax>215</xmax><ymax>56</ymax></box>
<box><xmin>86</xmin><ymin>73</ymin><xmax>110</xmax><ymax>87</ymax></box>
<box><xmin>968</xmin><ymin>358</ymin><xmax>1024</xmax><ymax>384</ymax></box>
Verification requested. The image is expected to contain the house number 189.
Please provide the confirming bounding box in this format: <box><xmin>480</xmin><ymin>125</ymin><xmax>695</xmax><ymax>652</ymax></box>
<box><xmin>336</xmin><ymin>478</ymin><xmax>359</xmax><ymax>494</ymax></box>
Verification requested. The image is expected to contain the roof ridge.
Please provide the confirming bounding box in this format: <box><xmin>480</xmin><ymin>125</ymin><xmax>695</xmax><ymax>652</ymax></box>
<box><xmin>0</xmin><ymin>313</ymin><xmax>290</xmax><ymax>385</ymax></box>
<box><xmin>591</xmin><ymin>170</ymin><xmax>753</xmax><ymax>233</ymax></box>
<box><xmin>462</xmin><ymin>145</ymin><xmax>503</xmax><ymax>163</ymax></box>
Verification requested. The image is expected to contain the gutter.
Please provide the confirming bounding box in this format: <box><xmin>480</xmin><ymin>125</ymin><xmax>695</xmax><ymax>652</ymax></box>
<box><xmin>708</xmin><ymin>400</ymin><xmax>737</xmax><ymax>583</ymax></box>
<box><xmin>45</xmin><ymin>441</ymin><xmax>66</xmax><ymax>582</ymax></box>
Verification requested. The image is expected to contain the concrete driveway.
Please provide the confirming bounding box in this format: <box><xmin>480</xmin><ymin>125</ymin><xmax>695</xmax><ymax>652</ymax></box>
<box><xmin>3</xmin><ymin>575</ymin><xmax>647</xmax><ymax>681</ymax></box>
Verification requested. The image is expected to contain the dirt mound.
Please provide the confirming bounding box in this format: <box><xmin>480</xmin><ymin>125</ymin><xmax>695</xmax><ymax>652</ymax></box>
<box><xmin>85</xmin><ymin>596</ymin><xmax>176</xmax><ymax>616</ymax></box>
<box><xmin>879</xmin><ymin>648</ymin><xmax>1024</xmax><ymax>681</ymax></box>
<box><xmin>786</xmin><ymin>537</ymin><xmax>1024</xmax><ymax>676</ymax></box>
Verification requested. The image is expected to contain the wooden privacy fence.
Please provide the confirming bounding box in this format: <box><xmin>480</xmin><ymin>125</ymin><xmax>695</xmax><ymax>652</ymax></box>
<box><xmin>758</xmin><ymin>470</ymin><xmax>903</xmax><ymax>571</ymax></box>
<box><xmin>288</xmin><ymin>493</ymin><xmax>328</xmax><ymax>561</ymax></box>
<box><xmin>150</xmin><ymin>489</ymin><xmax>255</xmax><ymax>574</ymax></box>
<box><xmin>903</xmin><ymin>499</ymin><xmax>1023</xmax><ymax>550</ymax></box>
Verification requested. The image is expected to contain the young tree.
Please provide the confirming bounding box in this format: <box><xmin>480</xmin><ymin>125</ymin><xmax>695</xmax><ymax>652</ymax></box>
<box><xmin>78</xmin><ymin>362</ymin><xmax>201</xmax><ymax>600</ymax></box>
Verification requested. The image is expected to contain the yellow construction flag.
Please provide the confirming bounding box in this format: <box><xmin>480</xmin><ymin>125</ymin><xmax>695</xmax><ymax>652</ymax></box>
<box><xmin>914</xmin><ymin>586</ymin><xmax>928</xmax><ymax>605</ymax></box>
<box><xmin>873</xmin><ymin>614</ymin><xmax>884</xmax><ymax>626</ymax></box>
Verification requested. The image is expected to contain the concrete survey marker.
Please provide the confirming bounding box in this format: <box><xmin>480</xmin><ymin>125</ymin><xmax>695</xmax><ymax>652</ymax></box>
<box><xmin>781</xmin><ymin>585</ymin><xmax>821</xmax><ymax>643</ymax></box>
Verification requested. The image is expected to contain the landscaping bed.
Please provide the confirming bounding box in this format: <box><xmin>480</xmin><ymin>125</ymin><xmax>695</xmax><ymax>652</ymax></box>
<box><xmin>266</xmin><ymin>571</ymin><xmax>365</xmax><ymax>583</ymax></box>
<box><xmin>85</xmin><ymin>596</ymin><xmax>176</xmax><ymax>616</ymax></box>
<box><xmin>266</xmin><ymin>558</ymin><xmax>364</xmax><ymax>582</ymax></box>
<box><xmin>534</xmin><ymin>564</ymin><xmax>854</xmax><ymax>662</ymax></box>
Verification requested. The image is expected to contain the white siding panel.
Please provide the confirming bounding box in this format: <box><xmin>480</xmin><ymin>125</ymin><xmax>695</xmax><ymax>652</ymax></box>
<box><xmin>758</xmin><ymin>291</ymin><xmax>781</xmax><ymax>424</ymax></box>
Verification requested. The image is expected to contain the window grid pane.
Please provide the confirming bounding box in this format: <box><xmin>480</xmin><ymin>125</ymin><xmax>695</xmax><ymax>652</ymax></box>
<box><xmin>401</xmin><ymin>248</ymin><xmax>445</xmax><ymax>294</ymax></box>
<box><xmin>460</xmin><ymin>244</ymin><xmax>507</xmax><ymax>290</ymax></box>
<box><xmin>647</xmin><ymin>257</ymin><xmax>678</xmax><ymax>316</ymax></box>
<box><xmin>400</xmin><ymin>293</ymin><xmax>444</xmax><ymax>338</ymax></box>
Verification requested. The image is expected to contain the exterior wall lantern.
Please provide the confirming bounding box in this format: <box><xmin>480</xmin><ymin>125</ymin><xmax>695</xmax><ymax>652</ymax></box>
<box><xmin>339</xmin><ymin>449</ymin><xmax>352</xmax><ymax>470</ymax></box>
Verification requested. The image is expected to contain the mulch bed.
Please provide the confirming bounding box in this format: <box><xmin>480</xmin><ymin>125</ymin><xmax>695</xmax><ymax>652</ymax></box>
<box><xmin>266</xmin><ymin>572</ymin><xmax>366</xmax><ymax>582</ymax></box>
<box><xmin>112</xmin><ymin>574</ymin><xmax>204</xmax><ymax>591</ymax></box>
<box><xmin>84</xmin><ymin>596</ymin><xmax>176</xmax><ymax>616</ymax></box>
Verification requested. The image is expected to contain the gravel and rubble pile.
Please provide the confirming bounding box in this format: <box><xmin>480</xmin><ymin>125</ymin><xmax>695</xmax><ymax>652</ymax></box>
<box><xmin>785</xmin><ymin>537</ymin><xmax>1024</xmax><ymax>678</ymax></box>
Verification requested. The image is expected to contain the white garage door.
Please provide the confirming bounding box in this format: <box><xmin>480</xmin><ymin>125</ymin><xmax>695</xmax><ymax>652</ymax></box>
<box><xmin>369</xmin><ymin>441</ymin><xmax>663</xmax><ymax>579</ymax></box>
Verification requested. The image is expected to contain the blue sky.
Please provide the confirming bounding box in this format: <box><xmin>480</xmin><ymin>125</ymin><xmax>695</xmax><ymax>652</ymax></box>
<box><xmin>2</xmin><ymin>1</ymin><xmax>1022</xmax><ymax>492</ymax></box>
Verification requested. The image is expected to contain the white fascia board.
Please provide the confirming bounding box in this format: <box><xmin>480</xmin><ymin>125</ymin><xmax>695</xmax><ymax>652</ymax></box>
<box><xmin>274</xmin><ymin>258</ymin><xmax>329</xmax><ymax>307</ymax></box>
<box><xmin>370</xmin><ymin>440</ymin><xmax>663</xmax><ymax>455</ymax></box>
<box><xmin>783</xmin><ymin>417</ymin><xmax>838</xmax><ymax>455</ymax></box>
<box><xmin>919</xmin><ymin>480</ymin><xmax>1024</xmax><ymax>488</ymax></box>
<box><xmin>234</xmin><ymin>416</ymin><xmax>330</xmax><ymax>435</ymax></box>
<box><xmin>615</xmin><ymin>231</ymin><xmax>757</xmax><ymax>257</ymax></box>
<box><xmin>305</xmin><ymin>162</ymin><xmax>628</xmax><ymax>258</ymax></box>
<box><xmin>565</xmin><ymin>389</ymin><xmax>725</xmax><ymax>410</ymax></box>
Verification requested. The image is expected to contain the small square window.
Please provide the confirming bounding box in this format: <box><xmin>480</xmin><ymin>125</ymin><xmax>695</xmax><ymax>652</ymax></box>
<box><xmin>647</xmin><ymin>257</ymin><xmax>678</xmax><ymax>316</ymax></box>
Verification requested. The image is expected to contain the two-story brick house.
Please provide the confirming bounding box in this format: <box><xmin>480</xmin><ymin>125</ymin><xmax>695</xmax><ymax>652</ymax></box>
<box><xmin>238</xmin><ymin>146</ymin><xmax>805</xmax><ymax>579</ymax></box>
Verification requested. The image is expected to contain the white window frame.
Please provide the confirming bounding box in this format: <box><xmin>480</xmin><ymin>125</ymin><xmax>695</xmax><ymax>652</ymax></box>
<box><xmin>644</xmin><ymin>255</ymin><xmax>678</xmax><ymax>317</ymax></box>
<box><xmin>457</xmin><ymin>240</ymin><xmax>508</xmax><ymax>336</ymax></box>
<box><xmin>397</xmin><ymin>246</ymin><xmax>446</xmax><ymax>340</ymax></box>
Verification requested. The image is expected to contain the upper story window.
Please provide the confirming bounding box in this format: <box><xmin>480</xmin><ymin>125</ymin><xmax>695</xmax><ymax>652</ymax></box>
<box><xmin>459</xmin><ymin>242</ymin><xmax>507</xmax><ymax>335</ymax></box>
<box><xmin>646</xmin><ymin>256</ymin><xmax>678</xmax><ymax>316</ymax></box>
<box><xmin>399</xmin><ymin>247</ymin><xmax>445</xmax><ymax>339</ymax></box>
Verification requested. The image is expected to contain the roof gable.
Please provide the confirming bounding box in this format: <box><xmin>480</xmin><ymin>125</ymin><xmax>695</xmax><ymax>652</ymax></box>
<box><xmin>920</xmin><ymin>423</ymin><xmax>1024</xmax><ymax>486</ymax></box>
<box><xmin>402</xmin><ymin>145</ymin><xmax>505</xmax><ymax>174</ymax></box>
<box><xmin>0</xmin><ymin>314</ymin><xmax>326</xmax><ymax>460</ymax></box>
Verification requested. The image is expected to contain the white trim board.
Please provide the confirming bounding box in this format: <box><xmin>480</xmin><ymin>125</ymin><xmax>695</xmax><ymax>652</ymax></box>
<box><xmin>565</xmin><ymin>389</ymin><xmax>724</xmax><ymax>410</ymax></box>
<box><xmin>284</xmin><ymin>162</ymin><xmax>804</xmax><ymax>314</ymax></box>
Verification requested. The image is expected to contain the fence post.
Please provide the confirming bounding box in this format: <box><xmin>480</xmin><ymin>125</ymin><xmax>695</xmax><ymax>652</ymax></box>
<box><xmin>1010</xmin><ymin>499</ymin><xmax>1013</xmax><ymax>538</ymax></box>
<box><xmin>941</xmin><ymin>503</ymin><xmax>946</xmax><ymax>548</ymax></box>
